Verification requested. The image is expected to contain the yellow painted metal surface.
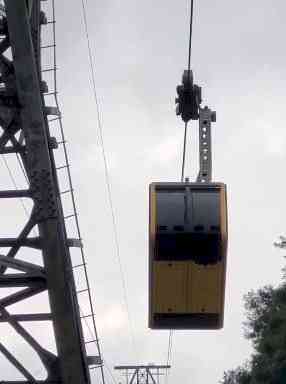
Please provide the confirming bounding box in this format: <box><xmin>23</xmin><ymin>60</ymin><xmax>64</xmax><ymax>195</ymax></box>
<box><xmin>153</xmin><ymin>261</ymin><xmax>188</xmax><ymax>313</ymax></box>
<box><xmin>188</xmin><ymin>262</ymin><xmax>223</xmax><ymax>313</ymax></box>
<box><xmin>153</xmin><ymin>261</ymin><xmax>223</xmax><ymax>315</ymax></box>
<box><xmin>220</xmin><ymin>184</ymin><xmax>228</xmax><ymax>251</ymax></box>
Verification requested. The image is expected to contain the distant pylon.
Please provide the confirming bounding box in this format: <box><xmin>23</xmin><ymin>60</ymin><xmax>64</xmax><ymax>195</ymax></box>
<box><xmin>114</xmin><ymin>365</ymin><xmax>171</xmax><ymax>384</ymax></box>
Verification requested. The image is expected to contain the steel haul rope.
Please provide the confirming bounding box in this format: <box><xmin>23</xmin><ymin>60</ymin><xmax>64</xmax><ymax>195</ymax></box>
<box><xmin>181</xmin><ymin>0</ymin><xmax>195</xmax><ymax>182</ymax></box>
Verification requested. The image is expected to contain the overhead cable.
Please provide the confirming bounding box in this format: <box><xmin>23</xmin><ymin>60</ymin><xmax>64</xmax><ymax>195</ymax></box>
<box><xmin>176</xmin><ymin>1</ymin><xmax>196</xmax><ymax>377</ymax></box>
<box><xmin>50</xmin><ymin>0</ymin><xmax>106</xmax><ymax>382</ymax></box>
<box><xmin>79</xmin><ymin>0</ymin><xmax>138</xmax><ymax>359</ymax></box>
<box><xmin>181</xmin><ymin>0</ymin><xmax>195</xmax><ymax>182</ymax></box>
<box><xmin>165</xmin><ymin>330</ymin><xmax>173</xmax><ymax>384</ymax></box>
<box><xmin>187</xmin><ymin>0</ymin><xmax>194</xmax><ymax>71</ymax></box>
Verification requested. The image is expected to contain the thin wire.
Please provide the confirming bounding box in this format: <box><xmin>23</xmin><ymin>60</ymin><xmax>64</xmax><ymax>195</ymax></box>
<box><xmin>104</xmin><ymin>361</ymin><xmax>118</xmax><ymax>384</ymax></box>
<box><xmin>181</xmin><ymin>122</ymin><xmax>188</xmax><ymax>182</ymax></box>
<box><xmin>80</xmin><ymin>308</ymin><xmax>117</xmax><ymax>384</ymax></box>
<box><xmin>80</xmin><ymin>309</ymin><xmax>117</xmax><ymax>384</ymax></box>
<box><xmin>177</xmin><ymin>0</ymin><xmax>196</xmax><ymax>374</ymax></box>
<box><xmin>16</xmin><ymin>153</ymin><xmax>29</xmax><ymax>186</ymax></box>
<box><xmin>188</xmin><ymin>0</ymin><xmax>194</xmax><ymax>71</ymax></box>
<box><xmin>79</xmin><ymin>0</ymin><xmax>138</xmax><ymax>359</ymax></box>
<box><xmin>50</xmin><ymin>1</ymin><xmax>106</xmax><ymax>383</ymax></box>
<box><xmin>165</xmin><ymin>330</ymin><xmax>173</xmax><ymax>384</ymax></box>
<box><xmin>166</xmin><ymin>332</ymin><xmax>171</xmax><ymax>367</ymax></box>
<box><xmin>0</xmin><ymin>155</ymin><xmax>30</xmax><ymax>217</ymax></box>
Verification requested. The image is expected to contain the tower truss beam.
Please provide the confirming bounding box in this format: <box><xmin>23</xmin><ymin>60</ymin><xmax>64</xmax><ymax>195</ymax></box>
<box><xmin>0</xmin><ymin>2</ymin><xmax>99</xmax><ymax>384</ymax></box>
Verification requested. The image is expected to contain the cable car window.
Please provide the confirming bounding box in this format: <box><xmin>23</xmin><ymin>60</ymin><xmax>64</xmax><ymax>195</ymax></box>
<box><xmin>156</xmin><ymin>191</ymin><xmax>185</xmax><ymax>229</ymax></box>
<box><xmin>154</xmin><ymin>187</ymin><xmax>222</xmax><ymax>264</ymax></box>
<box><xmin>192</xmin><ymin>190</ymin><xmax>220</xmax><ymax>230</ymax></box>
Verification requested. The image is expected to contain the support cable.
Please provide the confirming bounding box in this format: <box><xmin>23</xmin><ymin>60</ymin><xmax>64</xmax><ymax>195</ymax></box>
<box><xmin>49</xmin><ymin>0</ymin><xmax>106</xmax><ymax>383</ymax></box>
<box><xmin>181</xmin><ymin>0</ymin><xmax>194</xmax><ymax>182</ymax></box>
<box><xmin>79</xmin><ymin>0</ymin><xmax>138</xmax><ymax>360</ymax></box>
<box><xmin>174</xmin><ymin>0</ymin><xmax>196</xmax><ymax>377</ymax></box>
<box><xmin>187</xmin><ymin>0</ymin><xmax>194</xmax><ymax>71</ymax></box>
<box><xmin>165</xmin><ymin>330</ymin><xmax>173</xmax><ymax>384</ymax></box>
<box><xmin>181</xmin><ymin>122</ymin><xmax>188</xmax><ymax>182</ymax></box>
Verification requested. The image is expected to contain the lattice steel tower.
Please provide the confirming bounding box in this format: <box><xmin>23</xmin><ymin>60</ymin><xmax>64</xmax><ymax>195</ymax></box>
<box><xmin>115</xmin><ymin>365</ymin><xmax>171</xmax><ymax>384</ymax></box>
<box><xmin>0</xmin><ymin>1</ymin><xmax>104</xmax><ymax>384</ymax></box>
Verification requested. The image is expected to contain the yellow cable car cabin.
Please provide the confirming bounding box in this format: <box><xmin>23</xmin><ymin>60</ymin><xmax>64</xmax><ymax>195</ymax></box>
<box><xmin>149</xmin><ymin>182</ymin><xmax>228</xmax><ymax>330</ymax></box>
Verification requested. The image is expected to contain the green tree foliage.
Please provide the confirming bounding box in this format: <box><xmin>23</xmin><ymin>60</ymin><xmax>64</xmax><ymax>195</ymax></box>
<box><xmin>220</xmin><ymin>280</ymin><xmax>286</xmax><ymax>384</ymax></box>
<box><xmin>221</xmin><ymin>365</ymin><xmax>251</xmax><ymax>384</ymax></box>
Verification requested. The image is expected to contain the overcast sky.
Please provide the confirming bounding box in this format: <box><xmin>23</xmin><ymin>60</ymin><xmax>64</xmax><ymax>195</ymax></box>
<box><xmin>1</xmin><ymin>0</ymin><xmax>286</xmax><ymax>383</ymax></box>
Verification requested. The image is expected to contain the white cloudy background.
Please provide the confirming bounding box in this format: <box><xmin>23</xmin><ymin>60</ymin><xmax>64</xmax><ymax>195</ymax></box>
<box><xmin>1</xmin><ymin>0</ymin><xmax>286</xmax><ymax>383</ymax></box>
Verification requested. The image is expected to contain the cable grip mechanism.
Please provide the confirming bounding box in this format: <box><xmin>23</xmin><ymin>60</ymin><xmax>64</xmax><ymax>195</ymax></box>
<box><xmin>175</xmin><ymin>70</ymin><xmax>216</xmax><ymax>183</ymax></box>
<box><xmin>175</xmin><ymin>69</ymin><xmax>202</xmax><ymax>123</ymax></box>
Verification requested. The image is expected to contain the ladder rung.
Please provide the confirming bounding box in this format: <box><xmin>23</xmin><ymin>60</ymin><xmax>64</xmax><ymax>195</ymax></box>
<box><xmin>89</xmin><ymin>365</ymin><xmax>102</xmax><ymax>370</ymax></box>
<box><xmin>64</xmin><ymin>213</ymin><xmax>76</xmax><ymax>220</ymax></box>
<box><xmin>72</xmin><ymin>263</ymin><xmax>86</xmax><ymax>270</ymax></box>
<box><xmin>45</xmin><ymin>106</ymin><xmax>60</xmax><ymax>116</ymax></box>
<box><xmin>85</xmin><ymin>339</ymin><xmax>98</xmax><ymax>345</ymax></box>
<box><xmin>48</xmin><ymin>117</ymin><xmax>60</xmax><ymax>123</ymax></box>
<box><xmin>41</xmin><ymin>67</ymin><xmax>57</xmax><ymax>73</ymax></box>
<box><xmin>67</xmin><ymin>238</ymin><xmax>83</xmax><ymax>248</ymax></box>
<box><xmin>77</xmin><ymin>288</ymin><xmax>88</xmax><ymax>294</ymax></box>
<box><xmin>56</xmin><ymin>164</ymin><xmax>70</xmax><ymax>170</ymax></box>
<box><xmin>60</xmin><ymin>189</ymin><xmax>73</xmax><ymax>195</ymax></box>
<box><xmin>41</xmin><ymin>44</ymin><xmax>56</xmax><ymax>49</ymax></box>
<box><xmin>81</xmin><ymin>314</ymin><xmax>93</xmax><ymax>319</ymax></box>
<box><xmin>44</xmin><ymin>91</ymin><xmax>58</xmax><ymax>96</ymax></box>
